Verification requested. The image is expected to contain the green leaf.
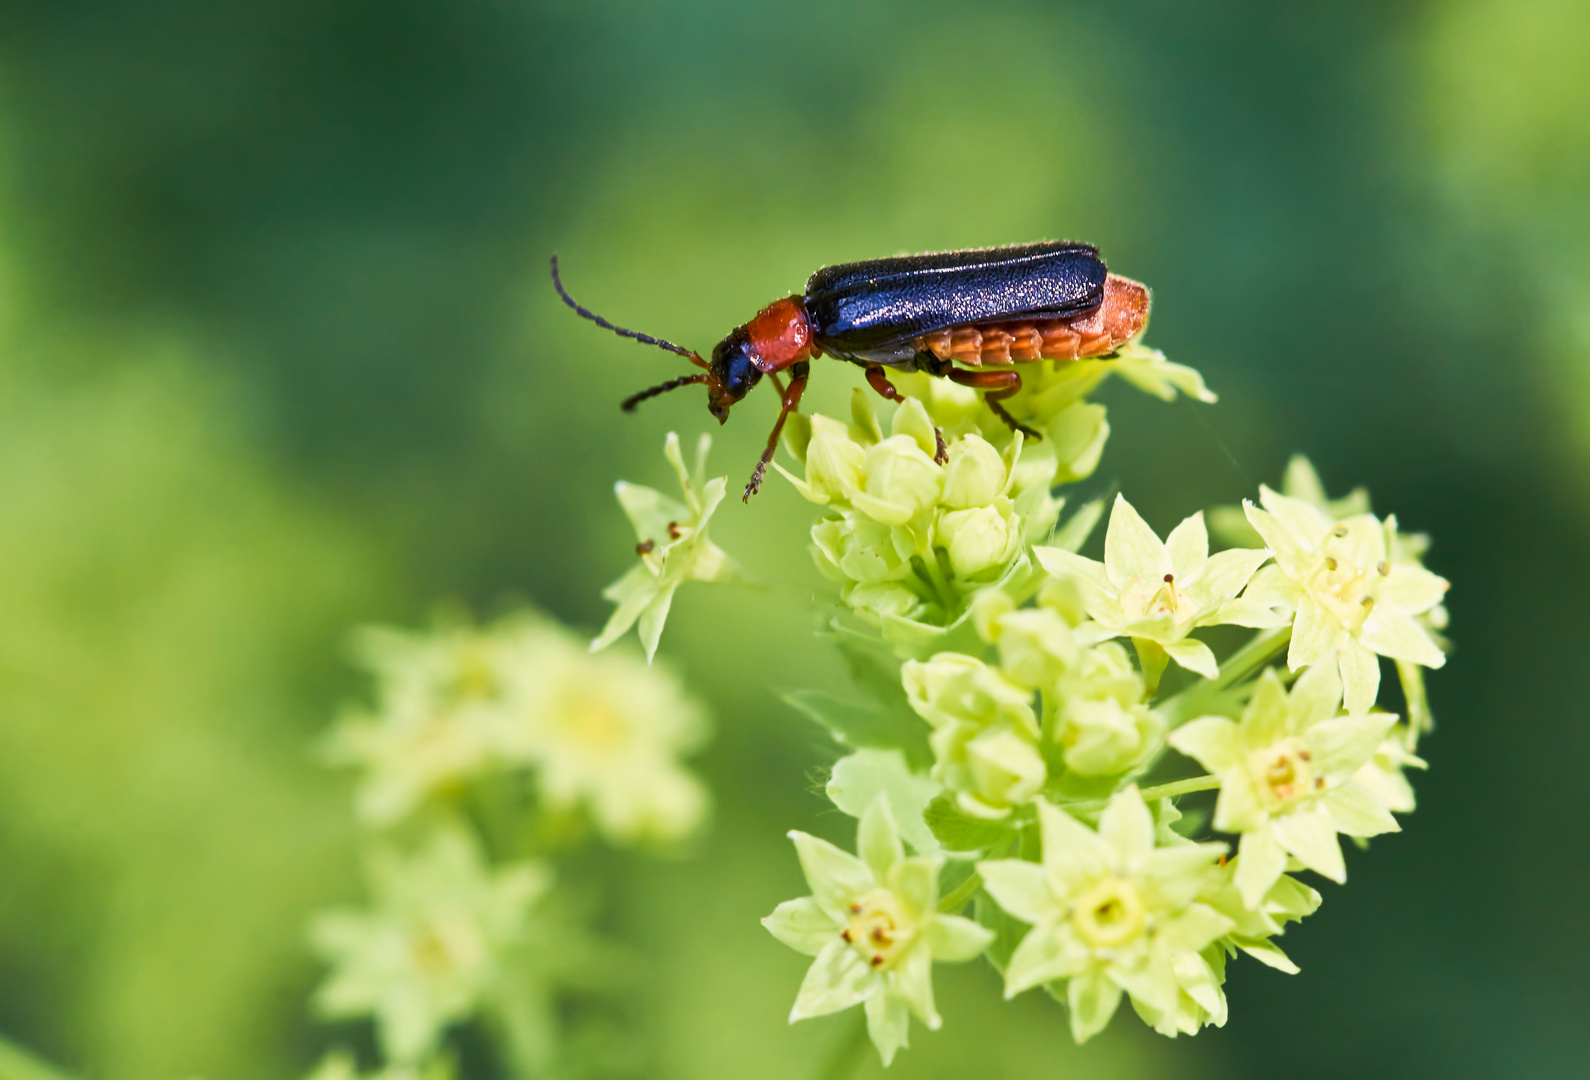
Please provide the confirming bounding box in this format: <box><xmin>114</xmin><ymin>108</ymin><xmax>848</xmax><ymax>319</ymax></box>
<box><xmin>923</xmin><ymin>793</ymin><xmax>1015</xmax><ymax>853</ymax></box>
<box><xmin>826</xmin><ymin>621</ymin><xmax>915</xmax><ymax>709</ymax></box>
<box><xmin>781</xmin><ymin>689</ymin><xmax>932</xmax><ymax>768</ymax></box>
<box><xmin>826</xmin><ymin>749</ymin><xmax>942</xmax><ymax>854</ymax></box>
<box><xmin>973</xmin><ymin>891</ymin><xmax>1026</xmax><ymax>975</ymax></box>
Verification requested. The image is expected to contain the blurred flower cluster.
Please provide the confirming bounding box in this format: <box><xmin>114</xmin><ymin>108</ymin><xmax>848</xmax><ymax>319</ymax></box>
<box><xmin>307</xmin><ymin>610</ymin><xmax>711</xmax><ymax>1077</ymax></box>
<box><xmin>744</xmin><ymin>350</ymin><xmax>1450</xmax><ymax>1064</ymax></box>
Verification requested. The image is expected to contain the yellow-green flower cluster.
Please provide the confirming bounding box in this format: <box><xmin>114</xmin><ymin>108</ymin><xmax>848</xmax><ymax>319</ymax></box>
<box><xmin>325</xmin><ymin>611</ymin><xmax>711</xmax><ymax>845</ymax></box>
<box><xmin>899</xmin><ymin>588</ymin><xmax>1166</xmax><ymax>820</ymax></box>
<box><xmin>778</xmin><ymin>393</ymin><xmax>1044</xmax><ymax>642</ymax></box>
<box><xmin>310</xmin><ymin>826</ymin><xmax>550</xmax><ymax>1065</ymax></box>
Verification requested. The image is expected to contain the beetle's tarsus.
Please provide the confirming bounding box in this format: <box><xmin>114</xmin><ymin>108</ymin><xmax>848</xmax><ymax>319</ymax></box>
<box><xmin>743</xmin><ymin>461</ymin><xmax>768</xmax><ymax>502</ymax></box>
<box><xmin>933</xmin><ymin>427</ymin><xmax>948</xmax><ymax>465</ymax></box>
<box><xmin>986</xmin><ymin>395</ymin><xmax>1042</xmax><ymax>440</ymax></box>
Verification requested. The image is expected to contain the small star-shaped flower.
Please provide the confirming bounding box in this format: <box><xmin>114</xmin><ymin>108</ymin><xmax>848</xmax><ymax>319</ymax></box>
<box><xmin>762</xmin><ymin>795</ymin><xmax>993</xmax><ymax>1066</ymax></box>
<box><xmin>592</xmin><ymin>432</ymin><xmax>740</xmax><ymax>661</ymax></box>
<box><xmin>1035</xmin><ymin>495</ymin><xmax>1279</xmax><ymax>678</ymax></box>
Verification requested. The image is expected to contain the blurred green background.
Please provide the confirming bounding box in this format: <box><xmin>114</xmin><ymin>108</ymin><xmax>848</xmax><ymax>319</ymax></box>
<box><xmin>0</xmin><ymin>0</ymin><xmax>1584</xmax><ymax>1076</ymax></box>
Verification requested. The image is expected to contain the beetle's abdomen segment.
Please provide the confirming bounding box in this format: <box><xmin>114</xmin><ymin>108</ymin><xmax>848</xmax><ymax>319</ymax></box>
<box><xmin>917</xmin><ymin>273</ymin><xmax>1150</xmax><ymax>366</ymax></box>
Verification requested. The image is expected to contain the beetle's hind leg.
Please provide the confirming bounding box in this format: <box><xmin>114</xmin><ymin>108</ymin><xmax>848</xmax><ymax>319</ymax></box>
<box><xmin>947</xmin><ymin>368</ymin><xmax>1042</xmax><ymax>440</ymax></box>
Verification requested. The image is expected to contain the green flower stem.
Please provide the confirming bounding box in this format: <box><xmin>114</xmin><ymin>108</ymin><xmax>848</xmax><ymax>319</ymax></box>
<box><xmin>1063</xmin><ymin>775</ymin><xmax>1221</xmax><ymax>816</ymax></box>
<box><xmin>0</xmin><ymin>1035</ymin><xmax>81</xmax><ymax>1080</ymax></box>
<box><xmin>1162</xmin><ymin>626</ymin><xmax>1292</xmax><ymax>724</ymax></box>
<box><xmin>916</xmin><ymin>551</ymin><xmax>958</xmax><ymax>614</ymax></box>
<box><xmin>937</xmin><ymin>869</ymin><xmax>984</xmax><ymax>914</ymax></box>
<box><xmin>1136</xmin><ymin>774</ymin><xmax>1222</xmax><ymax>801</ymax></box>
<box><xmin>936</xmin><ymin>834</ymin><xmax>1016</xmax><ymax>914</ymax></box>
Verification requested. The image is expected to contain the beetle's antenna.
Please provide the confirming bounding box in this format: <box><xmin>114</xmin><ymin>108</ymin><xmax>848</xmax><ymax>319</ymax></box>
<box><xmin>621</xmin><ymin>374</ymin><xmax>709</xmax><ymax>412</ymax></box>
<box><xmin>551</xmin><ymin>255</ymin><xmax>708</xmax><ymax>369</ymax></box>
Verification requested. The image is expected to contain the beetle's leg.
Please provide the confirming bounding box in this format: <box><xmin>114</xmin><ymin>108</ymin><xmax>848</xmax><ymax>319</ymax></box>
<box><xmin>863</xmin><ymin>363</ymin><xmax>905</xmax><ymax>404</ymax></box>
<box><xmin>865</xmin><ymin>363</ymin><xmax>948</xmax><ymax>464</ymax></box>
<box><xmin>744</xmin><ymin>361</ymin><xmax>810</xmax><ymax>502</ymax></box>
<box><xmin>947</xmin><ymin>368</ymin><xmax>1042</xmax><ymax>440</ymax></box>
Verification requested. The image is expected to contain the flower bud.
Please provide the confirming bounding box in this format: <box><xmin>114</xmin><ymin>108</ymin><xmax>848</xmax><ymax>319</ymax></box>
<box><xmin>902</xmin><ymin>653</ymin><xmax>1037</xmax><ymax>736</ymax></box>
<box><xmin>890</xmin><ymin>397</ymin><xmax>941</xmax><ymax>459</ymax></box>
<box><xmin>811</xmin><ymin>514</ymin><xmax>913</xmax><ymax>585</ymax></box>
<box><xmin>963</xmin><ymin>726</ymin><xmax>1047</xmax><ymax>814</ymax></box>
<box><xmin>1057</xmin><ymin>696</ymin><xmax>1163</xmax><ymax>776</ymax></box>
<box><xmin>992</xmin><ymin>607</ymin><xmax>1078</xmax><ymax>688</ymax></box>
<box><xmin>801</xmin><ymin>415</ymin><xmax>866</xmax><ymax>502</ymax></box>
<box><xmin>853</xmin><ymin>436</ymin><xmax>943</xmax><ymax>526</ymax></box>
<box><xmin>940</xmin><ymin>434</ymin><xmax>1008</xmax><ymax>509</ymax></box>
<box><xmin>1048</xmin><ymin>402</ymin><xmax>1109</xmax><ymax>484</ymax></box>
<box><xmin>844</xmin><ymin>581</ymin><xmax>925</xmax><ymax>621</ymax></box>
<box><xmin>937</xmin><ymin>502</ymin><xmax>1018</xmax><ymax>579</ymax></box>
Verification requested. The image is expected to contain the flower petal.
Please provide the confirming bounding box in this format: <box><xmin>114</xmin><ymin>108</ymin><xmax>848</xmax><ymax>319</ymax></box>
<box><xmin>1270</xmin><ymin>804</ymin><xmax>1346</xmax><ymax>883</ymax></box>
<box><xmin>977</xmin><ymin>859</ymin><xmax>1053</xmax><ymax>926</ymax></box>
<box><xmin>1156</xmin><ymin>902</ymin><xmax>1232</xmax><ymax>954</ymax></box>
<box><xmin>1004</xmin><ymin>924</ymin><xmax>1084</xmax><ymax>997</ymax></box>
<box><xmin>893</xmin><ymin>944</ymin><xmax>939</xmax><ymax>1028</ymax></box>
<box><xmin>636</xmin><ymin>586</ymin><xmax>678</xmax><ymax>663</ymax></box>
<box><xmin>789</xmin><ymin>831</ymin><xmax>874</xmax><ymax>920</ymax></box>
<box><xmin>1167</xmin><ymin>716</ymin><xmax>1243</xmax><ymax>773</ymax></box>
<box><xmin>1303</xmin><ymin>714</ymin><xmax>1394</xmax><ymax>775</ymax></box>
<box><xmin>925</xmin><ymin>914</ymin><xmax>995</xmax><ymax>962</ymax></box>
<box><xmin>1337</xmin><ymin>639</ymin><xmax>1381</xmax><ymax>715</ymax></box>
<box><xmin>763</xmin><ymin>897</ymin><xmax>839</xmax><ymax>956</ymax></box>
<box><xmin>863</xmin><ymin>986</ymin><xmax>910</xmax><ymax>1066</ymax></box>
<box><xmin>1235</xmin><ymin>828</ymin><xmax>1287</xmax><ymax>909</ymax></box>
<box><xmin>1233</xmin><ymin>935</ymin><xmax>1300</xmax><ymax>974</ymax></box>
<box><xmin>1033</xmin><ymin>546</ymin><xmax>1113</xmax><ymax>611</ymax></box>
<box><xmin>857</xmin><ymin>795</ymin><xmax>904</xmax><ymax>882</ymax></box>
<box><xmin>1165</xmin><ymin>512</ymin><xmax>1210</xmax><ymax>580</ymax></box>
<box><xmin>1325</xmin><ymin>782</ymin><xmax>1401</xmax><ymax>838</ymax></box>
<box><xmin>1162</xmin><ymin>637</ymin><xmax>1219</xmax><ymax>679</ymax></box>
<box><xmin>1103</xmin><ymin>494</ymin><xmax>1169</xmax><ymax>588</ymax></box>
<box><xmin>1359</xmin><ymin>608</ymin><xmax>1446</xmax><ymax>668</ymax></box>
<box><xmin>1211</xmin><ymin>767</ymin><xmax>1266</xmax><ymax>833</ymax></box>
<box><xmin>1036</xmin><ymin>799</ymin><xmax>1110</xmax><ymax>888</ymax></box>
<box><xmin>1378</xmin><ymin>564</ymin><xmax>1449</xmax><ymax>615</ymax></box>
<box><xmin>1140</xmin><ymin>842</ymin><xmax>1228</xmax><ymax>909</ymax></box>
<box><xmin>1068</xmin><ymin>967</ymin><xmax>1125</xmax><ymax>1043</ymax></box>
<box><xmin>1242</xmin><ymin>564</ymin><xmax>1302</xmax><ymax>612</ymax></box>
<box><xmin>791</xmin><ymin>939</ymin><xmax>872</xmax><ymax>1021</ymax></box>
<box><xmin>1288</xmin><ymin>662</ymin><xmax>1343</xmax><ymax>731</ymax></box>
<box><xmin>1244</xmin><ymin>669</ymin><xmax>1293</xmax><ymax>746</ymax></box>
<box><xmin>1257</xmin><ymin>486</ymin><xmax>1332</xmax><ymax>549</ymax></box>
<box><xmin>1287</xmin><ymin>594</ymin><xmax>1341</xmax><ymax>669</ymax></box>
<box><xmin>1098</xmin><ymin>786</ymin><xmax>1156</xmax><ymax>864</ymax></box>
<box><xmin>890</xmin><ymin>857</ymin><xmax>940</xmax><ymax>920</ymax></box>
<box><xmin>1184</xmin><ymin>546</ymin><xmax>1270</xmax><ymax>606</ymax></box>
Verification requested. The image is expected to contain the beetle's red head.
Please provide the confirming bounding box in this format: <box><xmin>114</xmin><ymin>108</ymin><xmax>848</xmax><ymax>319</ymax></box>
<box><xmin>705</xmin><ymin>327</ymin><xmax>764</xmax><ymax>423</ymax></box>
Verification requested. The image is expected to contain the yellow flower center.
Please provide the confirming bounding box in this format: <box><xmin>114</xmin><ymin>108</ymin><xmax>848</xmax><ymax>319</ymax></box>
<box><xmin>1306</xmin><ymin>525</ymin><xmax>1392</xmax><ymax>632</ymax></box>
<box><xmin>559</xmin><ymin>696</ymin><xmax>631</xmax><ymax>751</ymax></box>
<box><xmin>1248</xmin><ymin>739</ymin><xmax>1320</xmax><ymax>809</ymax></box>
<box><xmin>408</xmin><ymin>913</ymin><xmax>486</xmax><ymax>979</ymax></box>
<box><xmin>841</xmin><ymin>888</ymin><xmax>915</xmax><ymax>970</ymax></box>
<box><xmin>443</xmin><ymin>645</ymin><xmax>502</xmax><ymax>705</ymax></box>
<box><xmin>1073</xmin><ymin>878</ymin><xmax>1147</xmax><ymax>950</ymax></box>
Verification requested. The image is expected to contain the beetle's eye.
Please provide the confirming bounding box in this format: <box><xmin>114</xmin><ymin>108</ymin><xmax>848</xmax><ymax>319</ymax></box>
<box><xmin>724</xmin><ymin>351</ymin><xmax>760</xmax><ymax>396</ymax></box>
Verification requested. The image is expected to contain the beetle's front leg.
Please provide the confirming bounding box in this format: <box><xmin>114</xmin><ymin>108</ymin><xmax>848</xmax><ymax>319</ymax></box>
<box><xmin>863</xmin><ymin>362</ymin><xmax>947</xmax><ymax>464</ymax></box>
<box><xmin>947</xmin><ymin>368</ymin><xmax>1042</xmax><ymax>440</ymax></box>
<box><xmin>744</xmin><ymin>361</ymin><xmax>810</xmax><ymax>501</ymax></box>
